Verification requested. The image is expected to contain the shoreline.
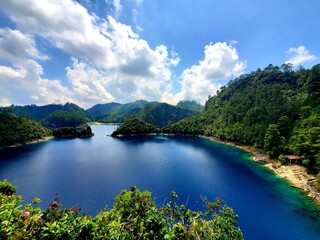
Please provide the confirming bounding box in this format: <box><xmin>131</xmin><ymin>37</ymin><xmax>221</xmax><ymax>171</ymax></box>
<box><xmin>1</xmin><ymin>136</ymin><xmax>54</xmax><ymax>150</ymax></box>
<box><xmin>201</xmin><ymin>135</ymin><xmax>320</xmax><ymax>207</ymax></box>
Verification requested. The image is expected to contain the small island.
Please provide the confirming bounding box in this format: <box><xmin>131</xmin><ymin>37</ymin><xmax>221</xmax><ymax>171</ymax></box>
<box><xmin>53</xmin><ymin>126</ymin><xmax>94</xmax><ymax>138</ymax></box>
<box><xmin>111</xmin><ymin>118</ymin><xmax>159</xmax><ymax>136</ymax></box>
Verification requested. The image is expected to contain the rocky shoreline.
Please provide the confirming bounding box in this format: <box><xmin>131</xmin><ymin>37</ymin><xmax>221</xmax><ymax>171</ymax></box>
<box><xmin>202</xmin><ymin>136</ymin><xmax>320</xmax><ymax>207</ymax></box>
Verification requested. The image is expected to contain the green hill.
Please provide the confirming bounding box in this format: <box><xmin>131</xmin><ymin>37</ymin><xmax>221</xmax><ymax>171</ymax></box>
<box><xmin>1</xmin><ymin>103</ymin><xmax>89</xmax><ymax>122</ymax></box>
<box><xmin>164</xmin><ymin>63</ymin><xmax>320</xmax><ymax>173</ymax></box>
<box><xmin>86</xmin><ymin>102</ymin><xmax>122</xmax><ymax>120</ymax></box>
<box><xmin>99</xmin><ymin>102</ymin><xmax>196</xmax><ymax>128</ymax></box>
<box><xmin>0</xmin><ymin>112</ymin><xmax>51</xmax><ymax>147</ymax></box>
<box><xmin>92</xmin><ymin>100</ymin><xmax>150</xmax><ymax>123</ymax></box>
<box><xmin>111</xmin><ymin>118</ymin><xmax>159</xmax><ymax>136</ymax></box>
<box><xmin>140</xmin><ymin>103</ymin><xmax>195</xmax><ymax>128</ymax></box>
<box><xmin>176</xmin><ymin>100</ymin><xmax>204</xmax><ymax>111</ymax></box>
<box><xmin>42</xmin><ymin>110</ymin><xmax>89</xmax><ymax>128</ymax></box>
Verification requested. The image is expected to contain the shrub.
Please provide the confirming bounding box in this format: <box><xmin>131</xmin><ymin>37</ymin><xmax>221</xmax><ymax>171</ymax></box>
<box><xmin>0</xmin><ymin>180</ymin><xmax>243</xmax><ymax>239</ymax></box>
<box><xmin>0</xmin><ymin>179</ymin><xmax>16</xmax><ymax>195</ymax></box>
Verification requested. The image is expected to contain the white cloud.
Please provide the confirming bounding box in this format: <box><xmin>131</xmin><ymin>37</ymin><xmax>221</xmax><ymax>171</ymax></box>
<box><xmin>0</xmin><ymin>0</ymin><xmax>181</xmax><ymax>107</ymax></box>
<box><xmin>286</xmin><ymin>46</ymin><xmax>316</xmax><ymax>66</ymax></box>
<box><xmin>170</xmin><ymin>42</ymin><xmax>245</xmax><ymax>104</ymax></box>
<box><xmin>0</xmin><ymin>0</ymin><xmax>116</xmax><ymax>68</ymax></box>
<box><xmin>105</xmin><ymin>0</ymin><xmax>123</xmax><ymax>17</ymax></box>
<box><xmin>0</xmin><ymin>60</ymin><xmax>74</xmax><ymax>106</ymax></box>
<box><xmin>0</xmin><ymin>28</ymin><xmax>48</xmax><ymax>62</ymax></box>
<box><xmin>66</xmin><ymin>58</ymin><xmax>116</xmax><ymax>107</ymax></box>
<box><xmin>0</xmin><ymin>0</ymin><xmax>245</xmax><ymax>108</ymax></box>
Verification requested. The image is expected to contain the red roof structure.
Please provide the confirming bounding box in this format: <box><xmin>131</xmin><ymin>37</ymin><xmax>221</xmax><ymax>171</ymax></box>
<box><xmin>286</xmin><ymin>155</ymin><xmax>301</xmax><ymax>164</ymax></box>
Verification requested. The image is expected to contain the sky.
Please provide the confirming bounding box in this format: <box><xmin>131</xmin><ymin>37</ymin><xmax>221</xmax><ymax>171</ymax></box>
<box><xmin>0</xmin><ymin>0</ymin><xmax>319</xmax><ymax>109</ymax></box>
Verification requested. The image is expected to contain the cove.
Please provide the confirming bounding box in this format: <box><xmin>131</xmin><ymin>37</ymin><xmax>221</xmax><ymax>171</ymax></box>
<box><xmin>0</xmin><ymin>124</ymin><xmax>320</xmax><ymax>239</ymax></box>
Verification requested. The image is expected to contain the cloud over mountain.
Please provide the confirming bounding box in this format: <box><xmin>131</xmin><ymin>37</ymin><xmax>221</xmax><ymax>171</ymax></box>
<box><xmin>0</xmin><ymin>0</ymin><xmax>246</xmax><ymax>107</ymax></box>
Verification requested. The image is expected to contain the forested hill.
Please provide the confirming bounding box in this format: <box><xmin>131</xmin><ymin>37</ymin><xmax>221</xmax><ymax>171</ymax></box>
<box><xmin>0</xmin><ymin>112</ymin><xmax>51</xmax><ymax>147</ymax></box>
<box><xmin>97</xmin><ymin>102</ymin><xmax>197</xmax><ymax>128</ymax></box>
<box><xmin>0</xmin><ymin>103</ymin><xmax>90</xmax><ymax>128</ymax></box>
<box><xmin>1</xmin><ymin>102</ymin><xmax>88</xmax><ymax>121</ymax></box>
<box><xmin>164</xmin><ymin>64</ymin><xmax>320</xmax><ymax>173</ymax></box>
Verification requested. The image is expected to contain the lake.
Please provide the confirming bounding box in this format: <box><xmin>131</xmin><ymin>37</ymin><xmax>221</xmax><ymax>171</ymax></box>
<box><xmin>0</xmin><ymin>124</ymin><xmax>320</xmax><ymax>239</ymax></box>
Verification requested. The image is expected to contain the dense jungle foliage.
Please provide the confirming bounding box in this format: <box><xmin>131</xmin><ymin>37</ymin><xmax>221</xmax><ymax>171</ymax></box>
<box><xmin>176</xmin><ymin>100</ymin><xmax>204</xmax><ymax>112</ymax></box>
<box><xmin>98</xmin><ymin>102</ymin><xmax>196</xmax><ymax>128</ymax></box>
<box><xmin>164</xmin><ymin>64</ymin><xmax>320</xmax><ymax>173</ymax></box>
<box><xmin>52</xmin><ymin>126</ymin><xmax>93</xmax><ymax>138</ymax></box>
<box><xmin>0</xmin><ymin>113</ymin><xmax>51</xmax><ymax>147</ymax></box>
<box><xmin>42</xmin><ymin>110</ymin><xmax>88</xmax><ymax>128</ymax></box>
<box><xmin>111</xmin><ymin>118</ymin><xmax>159</xmax><ymax>136</ymax></box>
<box><xmin>0</xmin><ymin>180</ymin><xmax>243</xmax><ymax>239</ymax></box>
<box><xmin>1</xmin><ymin>103</ymin><xmax>88</xmax><ymax>122</ymax></box>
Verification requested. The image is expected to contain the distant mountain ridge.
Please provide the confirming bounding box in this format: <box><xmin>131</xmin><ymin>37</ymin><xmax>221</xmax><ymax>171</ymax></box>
<box><xmin>1</xmin><ymin>103</ymin><xmax>88</xmax><ymax>122</ymax></box>
<box><xmin>88</xmin><ymin>100</ymin><xmax>199</xmax><ymax>128</ymax></box>
<box><xmin>0</xmin><ymin>100</ymin><xmax>202</xmax><ymax>129</ymax></box>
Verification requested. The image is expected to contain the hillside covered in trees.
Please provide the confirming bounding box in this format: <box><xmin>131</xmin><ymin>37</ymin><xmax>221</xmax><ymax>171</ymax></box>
<box><xmin>0</xmin><ymin>113</ymin><xmax>51</xmax><ymax>147</ymax></box>
<box><xmin>1</xmin><ymin>103</ymin><xmax>89</xmax><ymax>122</ymax></box>
<box><xmin>164</xmin><ymin>64</ymin><xmax>320</xmax><ymax>174</ymax></box>
<box><xmin>90</xmin><ymin>101</ymin><xmax>198</xmax><ymax>128</ymax></box>
<box><xmin>111</xmin><ymin>119</ymin><xmax>159</xmax><ymax>136</ymax></box>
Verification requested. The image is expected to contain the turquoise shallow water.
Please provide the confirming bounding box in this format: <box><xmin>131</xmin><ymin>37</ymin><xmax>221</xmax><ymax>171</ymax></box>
<box><xmin>0</xmin><ymin>124</ymin><xmax>320</xmax><ymax>239</ymax></box>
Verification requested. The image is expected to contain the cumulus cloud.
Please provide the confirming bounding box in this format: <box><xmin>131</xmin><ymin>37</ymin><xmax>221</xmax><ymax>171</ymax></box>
<box><xmin>171</xmin><ymin>42</ymin><xmax>246</xmax><ymax>104</ymax></box>
<box><xmin>286</xmin><ymin>46</ymin><xmax>316</xmax><ymax>66</ymax></box>
<box><xmin>0</xmin><ymin>0</ymin><xmax>180</xmax><ymax>106</ymax></box>
<box><xmin>0</xmin><ymin>60</ymin><xmax>74</xmax><ymax>106</ymax></box>
<box><xmin>0</xmin><ymin>0</ymin><xmax>116</xmax><ymax>68</ymax></box>
<box><xmin>0</xmin><ymin>28</ymin><xmax>48</xmax><ymax>62</ymax></box>
<box><xmin>66</xmin><ymin>58</ymin><xmax>116</xmax><ymax>106</ymax></box>
<box><xmin>0</xmin><ymin>0</ymin><xmax>245</xmax><ymax>108</ymax></box>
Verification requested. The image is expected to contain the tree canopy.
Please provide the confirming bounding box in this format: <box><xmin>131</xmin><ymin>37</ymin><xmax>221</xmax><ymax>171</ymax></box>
<box><xmin>0</xmin><ymin>113</ymin><xmax>51</xmax><ymax>147</ymax></box>
<box><xmin>164</xmin><ymin>63</ymin><xmax>320</xmax><ymax>173</ymax></box>
<box><xmin>0</xmin><ymin>180</ymin><xmax>243</xmax><ymax>239</ymax></box>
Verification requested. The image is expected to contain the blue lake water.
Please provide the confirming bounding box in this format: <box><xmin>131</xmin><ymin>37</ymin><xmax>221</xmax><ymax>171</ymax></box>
<box><xmin>0</xmin><ymin>124</ymin><xmax>320</xmax><ymax>239</ymax></box>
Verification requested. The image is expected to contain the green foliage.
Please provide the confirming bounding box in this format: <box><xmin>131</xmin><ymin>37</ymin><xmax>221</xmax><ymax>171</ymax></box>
<box><xmin>86</xmin><ymin>102</ymin><xmax>122</xmax><ymax>120</ymax></box>
<box><xmin>289</xmin><ymin>114</ymin><xmax>320</xmax><ymax>173</ymax></box>
<box><xmin>53</xmin><ymin>126</ymin><xmax>93</xmax><ymax>138</ymax></box>
<box><xmin>278</xmin><ymin>154</ymin><xmax>287</xmax><ymax>164</ymax></box>
<box><xmin>176</xmin><ymin>100</ymin><xmax>204</xmax><ymax>111</ymax></box>
<box><xmin>111</xmin><ymin>119</ymin><xmax>159</xmax><ymax>136</ymax></box>
<box><xmin>316</xmin><ymin>173</ymin><xmax>320</xmax><ymax>184</ymax></box>
<box><xmin>165</xmin><ymin>64</ymin><xmax>320</xmax><ymax>172</ymax></box>
<box><xmin>0</xmin><ymin>179</ymin><xmax>16</xmax><ymax>196</ymax></box>
<box><xmin>140</xmin><ymin>103</ymin><xmax>196</xmax><ymax>128</ymax></box>
<box><xmin>264</xmin><ymin>124</ymin><xmax>286</xmax><ymax>158</ymax></box>
<box><xmin>1</xmin><ymin>102</ymin><xmax>89</xmax><ymax>122</ymax></box>
<box><xmin>0</xmin><ymin>180</ymin><xmax>243</xmax><ymax>239</ymax></box>
<box><xmin>0</xmin><ymin>113</ymin><xmax>51</xmax><ymax>147</ymax></box>
<box><xmin>42</xmin><ymin>110</ymin><xmax>88</xmax><ymax>128</ymax></box>
<box><xmin>99</xmin><ymin>101</ymin><xmax>196</xmax><ymax>128</ymax></box>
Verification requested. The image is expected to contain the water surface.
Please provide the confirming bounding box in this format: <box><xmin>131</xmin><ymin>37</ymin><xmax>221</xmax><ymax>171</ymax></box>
<box><xmin>0</xmin><ymin>124</ymin><xmax>319</xmax><ymax>239</ymax></box>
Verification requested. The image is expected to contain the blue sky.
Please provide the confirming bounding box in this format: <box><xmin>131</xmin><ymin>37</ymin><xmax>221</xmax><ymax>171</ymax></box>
<box><xmin>0</xmin><ymin>0</ymin><xmax>319</xmax><ymax>108</ymax></box>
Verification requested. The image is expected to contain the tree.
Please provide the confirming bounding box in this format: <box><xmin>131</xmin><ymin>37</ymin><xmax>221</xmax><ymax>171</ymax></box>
<box><xmin>264</xmin><ymin>124</ymin><xmax>286</xmax><ymax>158</ymax></box>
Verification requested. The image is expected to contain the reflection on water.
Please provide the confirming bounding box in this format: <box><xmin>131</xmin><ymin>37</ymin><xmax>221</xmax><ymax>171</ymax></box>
<box><xmin>0</xmin><ymin>124</ymin><xmax>319</xmax><ymax>240</ymax></box>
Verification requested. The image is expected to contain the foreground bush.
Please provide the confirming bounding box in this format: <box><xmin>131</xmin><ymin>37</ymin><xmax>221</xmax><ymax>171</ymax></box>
<box><xmin>0</xmin><ymin>180</ymin><xmax>243</xmax><ymax>239</ymax></box>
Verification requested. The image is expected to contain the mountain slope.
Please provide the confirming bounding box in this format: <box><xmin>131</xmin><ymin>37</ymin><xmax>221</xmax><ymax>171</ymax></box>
<box><xmin>0</xmin><ymin>112</ymin><xmax>51</xmax><ymax>147</ymax></box>
<box><xmin>165</xmin><ymin>63</ymin><xmax>320</xmax><ymax>173</ymax></box>
<box><xmin>86</xmin><ymin>102</ymin><xmax>122</xmax><ymax>120</ymax></box>
<box><xmin>99</xmin><ymin>102</ymin><xmax>196</xmax><ymax>128</ymax></box>
<box><xmin>1</xmin><ymin>103</ymin><xmax>89</xmax><ymax>122</ymax></box>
